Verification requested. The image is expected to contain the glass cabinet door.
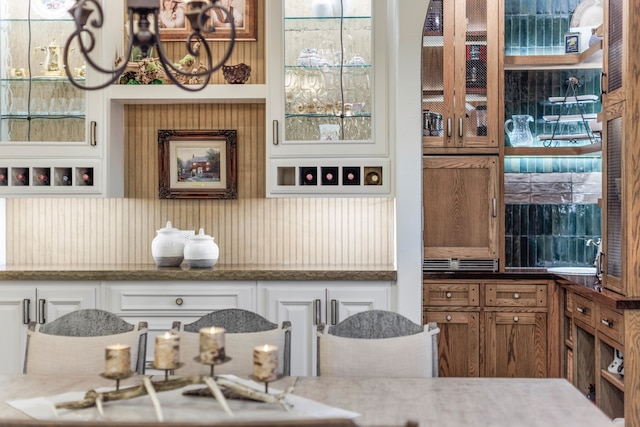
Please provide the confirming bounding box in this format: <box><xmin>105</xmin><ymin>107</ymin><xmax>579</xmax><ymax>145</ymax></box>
<box><xmin>0</xmin><ymin>0</ymin><xmax>87</xmax><ymax>143</ymax></box>
<box><xmin>283</xmin><ymin>0</ymin><xmax>373</xmax><ymax>143</ymax></box>
<box><xmin>422</xmin><ymin>0</ymin><xmax>496</xmax><ymax>150</ymax></box>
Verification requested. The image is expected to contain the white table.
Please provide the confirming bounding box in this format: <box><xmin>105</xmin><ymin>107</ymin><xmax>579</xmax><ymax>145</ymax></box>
<box><xmin>0</xmin><ymin>375</ymin><xmax>616</xmax><ymax>427</ymax></box>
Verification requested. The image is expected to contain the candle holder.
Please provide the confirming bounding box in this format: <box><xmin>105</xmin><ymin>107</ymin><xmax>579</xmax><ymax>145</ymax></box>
<box><xmin>194</xmin><ymin>355</ymin><xmax>232</xmax><ymax>377</ymax></box>
<box><xmin>250</xmin><ymin>373</ymin><xmax>284</xmax><ymax>394</ymax></box>
<box><xmin>99</xmin><ymin>370</ymin><xmax>133</xmax><ymax>391</ymax></box>
<box><xmin>153</xmin><ymin>362</ymin><xmax>184</xmax><ymax>382</ymax></box>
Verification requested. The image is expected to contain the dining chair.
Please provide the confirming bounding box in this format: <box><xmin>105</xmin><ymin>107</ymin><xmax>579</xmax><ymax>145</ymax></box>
<box><xmin>172</xmin><ymin>308</ymin><xmax>292</xmax><ymax>376</ymax></box>
<box><xmin>23</xmin><ymin>309</ymin><xmax>148</xmax><ymax>375</ymax></box>
<box><xmin>316</xmin><ymin>309</ymin><xmax>440</xmax><ymax>377</ymax></box>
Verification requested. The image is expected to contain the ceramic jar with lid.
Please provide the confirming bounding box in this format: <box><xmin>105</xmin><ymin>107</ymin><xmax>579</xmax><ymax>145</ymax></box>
<box><xmin>151</xmin><ymin>221</ymin><xmax>185</xmax><ymax>267</ymax></box>
<box><xmin>184</xmin><ymin>228</ymin><xmax>219</xmax><ymax>268</ymax></box>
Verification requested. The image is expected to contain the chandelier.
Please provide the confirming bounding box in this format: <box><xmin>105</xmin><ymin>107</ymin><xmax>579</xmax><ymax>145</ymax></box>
<box><xmin>63</xmin><ymin>0</ymin><xmax>236</xmax><ymax>92</ymax></box>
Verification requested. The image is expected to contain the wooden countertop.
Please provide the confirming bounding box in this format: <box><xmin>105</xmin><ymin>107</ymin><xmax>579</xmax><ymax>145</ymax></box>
<box><xmin>0</xmin><ymin>375</ymin><xmax>616</xmax><ymax>427</ymax></box>
<box><xmin>0</xmin><ymin>264</ymin><xmax>397</xmax><ymax>282</ymax></box>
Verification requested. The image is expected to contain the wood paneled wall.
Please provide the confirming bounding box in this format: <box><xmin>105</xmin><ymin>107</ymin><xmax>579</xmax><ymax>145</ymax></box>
<box><xmin>4</xmin><ymin>1</ymin><xmax>395</xmax><ymax>266</ymax></box>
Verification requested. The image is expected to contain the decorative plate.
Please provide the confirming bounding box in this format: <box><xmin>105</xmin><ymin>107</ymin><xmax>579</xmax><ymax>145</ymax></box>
<box><xmin>32</xmin><ymin>0</ymin><xmax>75</xmax><ymax>19</ymax></box>
<box><xmin>570</xmin><ymin>0</ymin><xmax>603</xmax><ymax>28</ymax></box>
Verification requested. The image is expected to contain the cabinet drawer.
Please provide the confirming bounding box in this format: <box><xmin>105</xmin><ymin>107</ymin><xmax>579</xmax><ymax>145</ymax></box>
<box><xmin>424</xmin><ymin>283</ymin><xmax>479</xmax><ymax>307</ymax></box>
<box><xmin>572</xmin><ymin>294</ymin><xmax>595</xmax><ymax>329</ymax></box>
<box><xmin>597</xmin><ymin>305</ymin><xmax>624</xmax><ymax>344</ymax></box>
<box><xmin>485</xmin><ymin>284</ymin><xmax>546</xmax><ymax>307</ymax></box>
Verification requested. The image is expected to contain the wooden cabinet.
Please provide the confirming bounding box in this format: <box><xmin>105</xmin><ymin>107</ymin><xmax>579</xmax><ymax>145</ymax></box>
<box><xmin>421</xmin><ymin>0</ymin><xmax>500</xmax><ymax>153</ymax></box>
<box><xmin>422</xmin><ymin>156</ymin><xmax>499</xmax><ymax>261</ymax></box>
<box><xmin>104</xmin><ymin>282</ymin><xmax>256</xmax><ymax>371</ymax></box>
<box><xmin>258</xmin><ymin>281</ymin><xmax>392</xmax><ymax>376</ymax></box>
<box><xmin>563</xmin><ymin>288</ymin><xmax>624</xmax><ymax>420</ymax></box>
<box><xmin>424</xmin><ymin>278</ymin><xmax>557</xmax><ymax>378</ymax></box>
<box><xmin>0</xmin><ymin>282</ymin><xmax>99</xmax><ymax>374</ymax></box>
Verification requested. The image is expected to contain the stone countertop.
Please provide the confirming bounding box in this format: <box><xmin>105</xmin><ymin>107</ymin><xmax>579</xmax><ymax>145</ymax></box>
<box><xmin>0</xmin><ymin>264</ymin><xmax>397</xmax><ymax>282</ymax></box>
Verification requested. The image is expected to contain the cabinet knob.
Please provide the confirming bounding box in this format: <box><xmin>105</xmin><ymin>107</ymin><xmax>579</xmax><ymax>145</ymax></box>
<box><xmin>445</xmin><ymin>292</ymin><xmax>452</xmax><ymax>299</ymax></box>
<box><xmin>513</xmin><ymin>316</ymin><xmax>519</xmax><ymax>322</ymax></box>
<box><xmin>513</xmin><ymin>293</ymin><xmax>520</xmax><ymax>299</ymax></box>
<box><xmin>446</xmin><ymin>315</ymin><xmax>452</xmax><ymax>321</ymax></box>
<box><xmin>175</xmin><ymin>297</ymin><xmax>184</xmax><ymax>306</ymax></box>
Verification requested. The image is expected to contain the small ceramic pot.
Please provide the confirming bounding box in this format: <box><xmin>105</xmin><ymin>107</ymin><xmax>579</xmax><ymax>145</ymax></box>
<box><xmin>184</xmin><ymin>228</ymin><xmax>219</xmax><ymax>268</ymax></box>
<box><xmin>151</xmin><ymin>221</ymin><xmax>185</xmax><ymax>267</ymax></box>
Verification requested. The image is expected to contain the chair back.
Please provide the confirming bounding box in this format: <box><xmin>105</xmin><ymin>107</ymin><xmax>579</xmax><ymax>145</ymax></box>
<box><xmin>317</xmin><ymin>310</ymin><xmax>439</xmax><ymax>377</ymax></box>
<box><xmin>172</xmin><ymin>308</ymin><xmax>291</xmax><ymax>376</ymax></box>
<box><xmin>23</xmin><ymin>309</ymin><xmax>147</xmax><ymax>375</ymax></box>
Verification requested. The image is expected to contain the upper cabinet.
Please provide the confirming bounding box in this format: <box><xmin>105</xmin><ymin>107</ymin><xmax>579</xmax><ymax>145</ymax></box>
<box><xmin>0</xmin><ymin>0</ymin><xmax>111</xmax><ymax>196</ymax></box>
<box><xmin>266</xmin><ymin>0</ymin><xmax>391</xmax><ymax>197</ymax></box>
<box><xmin>421</xmin><ymin>0</ymin><xmax>500</xmax><ymax>154</ymax></box>
<box><xmin>601</xmin><ymin>0</ymin><xmax>626</xmax><ymax>107</ymax></box>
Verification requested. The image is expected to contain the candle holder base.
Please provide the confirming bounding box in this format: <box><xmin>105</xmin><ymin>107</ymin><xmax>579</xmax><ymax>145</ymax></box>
<box><xmin>250</xmin><ymin>373</ymin><xmax>284</xmax><ymax>393</ymax></box>
<box><xmin>100</xmin><ymin>371</ymin><xmax>133</xmax><ymax>391</ymax></box>
<box><xmin>194</xmin><ymin>356</ymin><xmax>231</xmax><ymax>376</ymax></box>
<box><xmin>152</xmin><ymin>362</ymin><xmax>184</xmax><ymax>381</ymax></box>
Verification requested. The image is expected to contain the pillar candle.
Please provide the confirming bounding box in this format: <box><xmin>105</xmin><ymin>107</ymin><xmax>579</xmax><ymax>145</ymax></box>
<box><xmin>105</xmin><ymin>344</ymin><xmax>131</xmax><ymax>377</ymax></box>
<box><xmin>154</xmin><ymin>332</ymin><xmax>180</xmax><ymax>370</ymax></box>
<box><xmin>199</xmin><ymin>327</ymin><xmax>226</xmax><ymax>364</ymax></box>
<box><xmin>253</xmin><ymin>344</ymin><xmax>279</xmax><ymax>381</ymax></box>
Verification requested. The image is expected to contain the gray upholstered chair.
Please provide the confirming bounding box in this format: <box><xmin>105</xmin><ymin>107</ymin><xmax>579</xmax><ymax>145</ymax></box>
<box><xmin>23</xmin><ymin>309</ymin><xmax>148</xmax><ymax>375</ymax></box>
<box><xmin>316</xmin><ymin>309</ymin><xmax>439</xmax><ymax>377</ymax></box>
<box><xmin>172</xmin><ymin>308</ymin><xmax>292</xmax><ymax>376</ymax></box>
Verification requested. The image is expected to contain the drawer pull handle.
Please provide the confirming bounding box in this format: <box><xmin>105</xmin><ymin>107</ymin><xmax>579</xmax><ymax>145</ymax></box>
<box><xmin>513</xmin><ymin>316</ymin><xmax>519</xmax><ymax>322</ymax></box>
<box><xmin>445</xmin><ymin>292</ymin><xmax>452</xmax><ymax>299</ymax></box>
<box><xmin>576</xmin><ymin>306</ymin><xmax>586</xmax><ymax>314</ymax></box>
<box><xmin>513</xmin><ymin>293</ymin><xmax>520</xmax><ymax>299</ymax></box>
<box><xmin>175</xmin><ymin>298</ymin><xmax>184</xmax><ymax>306</ymax></box>
<box><xmin>446</xmin><ymin>315</ymin><xmax>452</xmax><ymax>321</ymax></box>
<box><xmin>601</xmin><ymin>319</ymin><xmax>613</xmax><ymax>328</ymax></box>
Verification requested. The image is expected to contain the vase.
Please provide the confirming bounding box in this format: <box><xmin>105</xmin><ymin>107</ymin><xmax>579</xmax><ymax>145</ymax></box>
<box><xmin>331</xmin><ymin>0</ymin><xmax>352</xmax><ymax>17</ymax></box>
<box><xmin>151</xmin><ymin>221</ymin><xmax>185</xmax><ymax>267</ymax></box>
<box><xmin>184</xmin><ymin>228</ymin><xmax>219</xmax><ymax>268</ymax></box>
<box><xmin>312</xmin><ymin>0</ymin><xmax>333</xmax><ymax>17</ymax></box>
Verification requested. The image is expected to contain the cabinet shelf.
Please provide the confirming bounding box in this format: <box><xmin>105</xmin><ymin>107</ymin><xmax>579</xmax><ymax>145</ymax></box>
<box><xmin>601</xmin><ymin>369</ymin><xmax>625</xmax><ymax>392</ymax></box>
<box><xmin>285</xmin><ymin>113</ymin><xmax>371</xmax><ymax>119</ymax></box>
<box><xmin>1</xmin><ymin>114</ymin><xmax>84</xmax><ymax>120</ymax></box>
<box><xmin>504</xmin><ymin>41</ymin><xmax>603</xmax><ymax>70</ymax></box>
<box><xmin>505</xmin><ymin>142</ymin><xmax>602</xmax><ymax>156</ymax></box>
<box><xmin>107</xmin><ymin>84</ymin><xmax>267</xmax><ymax>104</ymax></box>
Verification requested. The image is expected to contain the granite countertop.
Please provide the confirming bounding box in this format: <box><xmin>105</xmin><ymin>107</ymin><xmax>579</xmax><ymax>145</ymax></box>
<box><xmin>0</xmin><ymin>263</ymin><xmax>397</xmax><ymax>282</ymax></box>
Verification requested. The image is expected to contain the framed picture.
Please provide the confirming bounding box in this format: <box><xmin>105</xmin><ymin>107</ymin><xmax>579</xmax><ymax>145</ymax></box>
<box><xmin>159</xmin><ymin>0</ymin><xmax>257</xmax><ymax>41</ymax></box>
<box><xmin>158</xmin><ymin>129</ymin><xmax>238</xmax><ymax>199</ymax></box>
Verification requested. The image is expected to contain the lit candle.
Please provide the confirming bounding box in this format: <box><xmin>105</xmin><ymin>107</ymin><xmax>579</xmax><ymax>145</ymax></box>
<box><xmin>105</xmin><ymin>344</ymin><xmax>131</xmax><ymax>377</ymax></box>
<box><xmin>199</xmin><ymin>327</ymin><xmax>226</xmax><ymax>364</ymax></box>
<box><xmin>154</xmin><ymin>332</ymin><xmax>180</xmax><ymax>370</ymax></box>
<box><xmin>253</xmin><ymin>344</ymin><xmax>278</xmax><ymax>381</ymax></box>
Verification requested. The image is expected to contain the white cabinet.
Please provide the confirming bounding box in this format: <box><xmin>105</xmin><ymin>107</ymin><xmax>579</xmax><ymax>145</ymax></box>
<box><xmin>104</xmin><ymin>282</ymin><xmax>257</xmax><ymax>369</ymax></box>
<box><xmin>0</xmin><ymin>2</ymin><xmax>114</xmax><ymax>197</ymax></box>
<box><xmin>0</xmin><ymin>282</ymin><xmax>99</xmax><ymax>374</ymax></box>
<box><xmin>265</xmin><ymin>0</ymin><xmax>392</xmax><ymax>196</ymax></box>
<box><xmin>258</xmin><ymin>281</ymin><xmax>392</xmax><ymax>376</ymax></box>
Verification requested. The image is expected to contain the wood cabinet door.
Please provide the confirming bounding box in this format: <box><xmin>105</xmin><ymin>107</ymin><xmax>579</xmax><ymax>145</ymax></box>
<box><xmin>425</xmin><ymin>311</ymin><xmax>480</xmax><ymax>377</ymax></box>
<box><xmin>423</xmin><ymin>156</ymin><xmax>499</xmax><ymax>259</ymax></box>
<box><xmin>485</xmin><ymin>312</ymin><xmax>548</xmax><ymax>378</ymax></box>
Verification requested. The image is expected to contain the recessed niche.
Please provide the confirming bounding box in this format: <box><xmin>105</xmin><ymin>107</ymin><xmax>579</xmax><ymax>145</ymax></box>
<box><xmin>321</xmin><ymin>167</ymin><xmax>339</xmax><ymax>185</ymax></box>
<box><xmin>277</xmin><ymin>167</ymin><xmax>295</xmax><ymax>186</ymax></box>
<box><xmin>33</xmin><ymin>167</ymin><xmax>51</xmax><ymax>186</ymax></box>
<box><xmin>54</xmin><ymin>168</ymin><xmax>72</xmax><ymax>186</ymax></box>
<box><xmin>11</xmin><ymin>167</ymin><xmax>29</xmax><ymax>186</ymax></box>
<box><xmin>0</xmin><ymin>168</ymin><xmax>7</xmax><ymax>186</ymax></box>
<box><xmin>342</xmin><ymin>167</ymin><xmax>361</xmax><ymax>186</ymax></box>
<box><xmin>300</xmin><ymin>167</ymin><xmax>318</xmax><ymax>185</ymax></box>
<box><xmin>364</xmin><ymin>167</ymin><xmax>383</xmax><ymax>185</ymax></box>
<box><xmin>76</xmin><ymin>168</ymin><xmax>94</xmax><ymax>186</ymax></box>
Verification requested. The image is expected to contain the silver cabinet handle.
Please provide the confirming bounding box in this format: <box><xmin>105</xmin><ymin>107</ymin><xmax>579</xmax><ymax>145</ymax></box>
<box><xmin>576</xmin><ymin>306</ymin><xmax>586</xmax><ymax>314</ymax></box>
<box><xmin>445</xmin><ymin>292</ymin><xmax>452</xmax><ymax>299</ymax></box>
<box><xmin>314</xmin><ymin>299</ymin><xmax>322</xmax><ymax>325</ymax></box>
<box><xmin>175</xmin><ymin>297</ymin><xmax>184</xmax><ymax>306</ymax></box>
<box><xmin>90</xmin><ymin>121</ymin><xmax>97</xmax><ymax>146</ymax></box>
<box><xmin>38</xmin><ymin>299</ymin><xmax>46</xmax><ymax>324</ymax></box>
<box><xmin>330</xmin><ymin>300</ymin><xmax>338</xmax><ymax>325</ymax></box>
<box><xmin>458</xmin><ymin>117</ymin><xmax>463</xmax><ymax>138</ymax></box>
<box><xmin>513</xmin><ymin>293</ymin><xmax>520</xmax><ymax>299</ymax></box>
<box><xmin>272</xmin><ymin>120</ymin><xmax>279</xmax><ymax>145</ymax></box>
<box><xmin>513</xmin><ymin>316</ymin><xmax>519</xmax><ymax>322</ymax></box>
<box><xmin>601</xmin><ymin>319</ymin><xmax>614</xmax><ymax>328</ymax></box>
<box><xmin>23</xmin><ymin>299</ymin><xmax>31</xmax><ymax>324</ymax></box>
<box><xmin>446</xmin><ymin>117</ymin><xmax>452</xmax><ymax>137</ymax></box>
<box><xmin>492</xmin><ymin>198</ymin><xmax>497</xmax><ymax>217</ymax></box>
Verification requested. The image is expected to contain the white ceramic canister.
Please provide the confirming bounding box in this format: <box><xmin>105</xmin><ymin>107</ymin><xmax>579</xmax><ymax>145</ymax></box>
<box><xmin>151</xmin><ymin>221</ymin><xmax>185</xmax><ymax>267</ymax></box>
<box><xmin>184</xmin><ymin>228</ymin><xmax>220</xmax><ymax>268</ymax></box>
<box><xmin>312</xmin><ymin>0</ymin><xmax>333</xmax><ymax>17</ymax></box>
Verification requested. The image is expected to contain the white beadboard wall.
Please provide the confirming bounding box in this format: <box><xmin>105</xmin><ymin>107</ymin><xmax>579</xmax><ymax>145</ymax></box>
<box><xmin>4</xmin><ymin>103</ymin><xmax>395</xmax><ymax>266</ymax></box>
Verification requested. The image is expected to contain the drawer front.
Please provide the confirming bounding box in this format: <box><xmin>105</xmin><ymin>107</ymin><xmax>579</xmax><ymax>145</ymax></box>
<box><xmin>424</xmin><ymin>283</ymin><xmax>479</xmax><ymax>307</ymax></box>
<box><xmin>572</xmin><ymin>294</ymin><xmax>595</xmax><ymax>329</ymax></box>
<box><xmin>485</xmin><ymin>284</ymin><xmax>547</xmax><ymax>307</ymax></box>
<box><xmin>597</xmin><ymin>305</ymin><xmax>624</xmax><ymax>344</ymax></box>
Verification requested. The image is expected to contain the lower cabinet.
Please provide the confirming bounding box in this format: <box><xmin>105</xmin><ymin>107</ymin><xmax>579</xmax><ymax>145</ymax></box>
<box><xmin>424</xmin><ymin>279</ymin><xmax>557</xmax><ymax>378</ymax></box>
<box><xmin>564</xmin><ymin>288</ymin><xmax>624</xmax><ymax>420</ymax></box>
<box><xmin>0</xmin><ymin>282</ymin><xmax>99</xmax><ymax>375</ymax></box>
<box><xmin>258</xmin><ymin>281</ymin><xmax>393</xmax><ymax>376</ymax></box>
<box><xmin>104</xmin><ymin>282</ymin><xmax>257</xmax><ymax>371</ymax></box>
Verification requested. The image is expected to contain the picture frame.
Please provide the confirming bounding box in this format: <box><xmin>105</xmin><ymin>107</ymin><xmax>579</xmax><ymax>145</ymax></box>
<box><xmin>159</xmin><ymin>0</ymin><xmax>257</xmax><ymax>41</ymax></box>
<box><xmin>158</xmin><ymin>129</ymin><xmax>238</xmax><ymax>199</ymax></box>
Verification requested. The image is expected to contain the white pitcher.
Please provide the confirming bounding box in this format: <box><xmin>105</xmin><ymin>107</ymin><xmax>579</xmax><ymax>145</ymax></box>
<box><xmin>505</xmin><ymin>114</ymin><xmax>534</xmax><ymax>147</ymax></box>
